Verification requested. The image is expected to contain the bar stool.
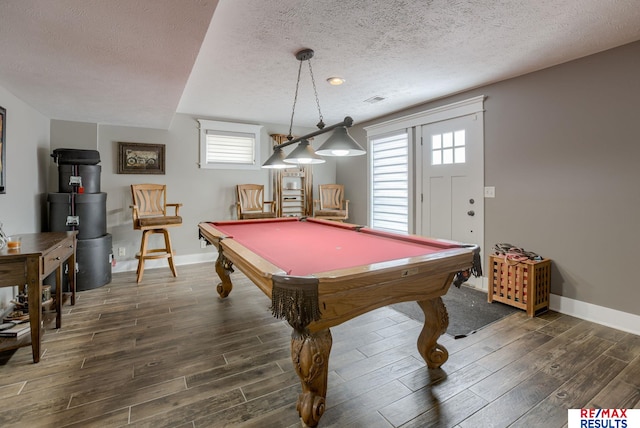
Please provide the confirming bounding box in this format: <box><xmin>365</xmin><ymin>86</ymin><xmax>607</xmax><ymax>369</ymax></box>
<box><xmin>130</xmin><ymin>184</ymin><xmax>182</xmax><ymax>283</ymax></box>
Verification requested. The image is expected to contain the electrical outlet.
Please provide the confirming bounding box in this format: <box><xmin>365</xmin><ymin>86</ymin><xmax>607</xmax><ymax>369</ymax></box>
<box><xmin>484</xmin><ymin>186</ymin><xmax>495</xmax><ymax>198</ymax></box>
<box><xmin>200</xmin><ymin>239</ymin><xmax>207</xmax><ymax>249</ymax></box>
<box><xmin>118</xmin><ymin>247</ymin><xmax>126</xmax><ymax>256</ymax></box>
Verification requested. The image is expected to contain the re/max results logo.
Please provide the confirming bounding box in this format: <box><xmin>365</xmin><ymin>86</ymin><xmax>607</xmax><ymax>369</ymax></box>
<box><xmin>568</xmin><ymin>409</ymin><xmax>640</xmax><ymax>428</ymax></box>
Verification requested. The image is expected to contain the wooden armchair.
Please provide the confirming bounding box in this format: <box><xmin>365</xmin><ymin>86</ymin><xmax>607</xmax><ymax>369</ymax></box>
<box><xmin>130</xmin><ymin>184</ymin><xmax>182</xmax><ymax>283</ymax></box>
<box><xmin>314</xmin><ymin>184</ymin><xmax>349</xmax><ymax>222</ymax></box>
<box><xmin>236</xmin><ymin>184</ymin><xmax>277</xmax><ymax>219</ymax></box>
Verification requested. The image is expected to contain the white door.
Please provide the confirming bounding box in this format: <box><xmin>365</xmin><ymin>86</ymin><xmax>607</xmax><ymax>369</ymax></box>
<box><xmin>421</xmin><ymin>113</ymin><xmax>484</xmax><ymax>287</ymax></box>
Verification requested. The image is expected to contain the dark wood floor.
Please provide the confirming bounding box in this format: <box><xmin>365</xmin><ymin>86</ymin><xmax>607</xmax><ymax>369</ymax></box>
<box><xmin>0</xmin><ymin>263</ymin><xmax>638</xmax><ymax>427</ymax></box>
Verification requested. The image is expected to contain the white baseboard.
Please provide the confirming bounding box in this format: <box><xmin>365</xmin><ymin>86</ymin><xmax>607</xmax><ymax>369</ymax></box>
<box><xmin>111</xmin><ymin>253</ymin><xmax>216</xmax><ymax>274</ymax></box>
<box><xmin>114</xmin><ymin>257</ymin><xmax>640</xmax><ymax>336</ymax></box>
<box><xmin>549</xmin><ymin>293</ymin><xmax>640</xmax><ymax>336</ymax></box>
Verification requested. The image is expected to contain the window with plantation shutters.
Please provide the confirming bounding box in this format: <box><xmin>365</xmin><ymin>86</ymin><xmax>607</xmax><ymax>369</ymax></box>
<box><xmin>198</xmin><ymin>119</ymin><xmax>262</xmax><ymax>170</ymax></box>
<box><xmin>369</xmin><ymin>131</ymin><xmax>409</xmax><ymax>233</ymax></box>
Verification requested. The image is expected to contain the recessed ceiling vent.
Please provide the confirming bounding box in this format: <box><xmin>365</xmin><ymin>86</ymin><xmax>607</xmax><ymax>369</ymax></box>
<box><xmin>364</xmin><ymin>96</ymin><xmax>385</xmax><ymax>104</ymax></box>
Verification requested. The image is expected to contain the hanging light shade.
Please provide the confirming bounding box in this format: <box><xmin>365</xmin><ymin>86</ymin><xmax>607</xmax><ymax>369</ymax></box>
<box><xmin>261</xmin><ymin>48</ymin><xmax>366</xmax><ymax>168</ymax></box>
<box><xmin>283</xmin><ymin>139</ymin><xmax>325</xmax><ymax>164</ymax></box>
<box><xmin>316</xmin><ymin>126</ymin><xmax>366</xmax><ymax>156</ymax></box>
<box><xmin>262</xmin><ymin>147</ymin><xmax>289</xmax><ymax>169</ymax></box>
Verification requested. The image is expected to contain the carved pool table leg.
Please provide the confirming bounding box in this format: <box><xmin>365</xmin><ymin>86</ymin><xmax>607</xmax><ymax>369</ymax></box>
<box><xmin>214</xmin><ymin>250</ymin><xmax>234</xmax><ymax>298</ymax></box>
<box><xmin>291</xmin><ymin>328</ymin><xmax>332</xmax><ymax>427</ymax></box>
<box><xmin>417</xmin><ymin>297</ymin><xmax>450</xmax><ymax>369</ymax></box>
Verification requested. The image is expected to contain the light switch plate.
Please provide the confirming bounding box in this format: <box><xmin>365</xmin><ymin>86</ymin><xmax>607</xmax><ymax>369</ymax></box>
<box><xmin>484</xmin><ymin>186</ymin><xmax>495</xmax><ymax>198</ymax></box>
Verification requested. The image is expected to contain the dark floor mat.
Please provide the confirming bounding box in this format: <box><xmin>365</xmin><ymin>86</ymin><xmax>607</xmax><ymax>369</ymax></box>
<box><xmin>391</xmin><ymin>285</ymin><xmax>519</xmax><ymax>338</ymax></box>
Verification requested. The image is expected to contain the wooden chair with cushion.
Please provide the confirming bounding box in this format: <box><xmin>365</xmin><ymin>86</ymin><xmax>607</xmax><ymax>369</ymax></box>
<box><xmin>130</xmin><ymin>184</ymin><xmax>182</xmax><ymax>283</ymax></box>
<box><xmin>236</xmin><ymin>184</ymin><xmax>277</xmax><ymax>219</ymax></box>
<box><xmin>314</xmin><ymin>184</ymin><xmax>349</xmax><ymax>222</ymax></box>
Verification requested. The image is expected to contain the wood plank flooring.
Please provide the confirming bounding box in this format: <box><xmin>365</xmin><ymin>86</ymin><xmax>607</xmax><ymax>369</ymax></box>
<box><xmin>0</xmin><ymin>263</ymin><xmax>638</xmax><ymax>427</ymax></box>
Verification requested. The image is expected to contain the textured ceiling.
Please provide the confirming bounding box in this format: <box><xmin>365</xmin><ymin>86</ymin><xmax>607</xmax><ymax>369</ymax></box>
<box><xmin>1</xmin><ymin>0</ymin><xmax>640</xmax><ymax>130</ymax></box>
<box><xmin>0</xmin><ymin>0</ymin><xmax>218</xmax><ymax>129</ymax></box>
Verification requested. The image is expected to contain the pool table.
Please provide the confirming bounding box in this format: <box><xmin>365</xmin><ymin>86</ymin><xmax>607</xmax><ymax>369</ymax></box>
<box><xmin>198</xmin><ymin>217</ymin><xmax>480</xmax><ymax>427</ymax></box>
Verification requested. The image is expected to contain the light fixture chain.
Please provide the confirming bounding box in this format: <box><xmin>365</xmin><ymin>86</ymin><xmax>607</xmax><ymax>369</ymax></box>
<box><xmin>288</xmin><ymin>59</ymin><xmax>304</xmax><ymax>140</ymax></box>
<box><xmin>307</xmin><ymin>59</ymin><xmax>325</xmax><ymax>129</ymax></box>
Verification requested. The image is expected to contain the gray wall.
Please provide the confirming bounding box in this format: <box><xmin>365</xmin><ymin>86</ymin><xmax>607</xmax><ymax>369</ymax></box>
<box><xmin>2</xmin><ymin>40</ymin><xmax>638</xmax><ymax>320</ymax></box>
<box><xmin>339</xmin><ymin>41</ymin><xmax>640</xmax><ymax>316</ymax></box>
<box><xmin>50</xmin><ymin>113</ymin><xmax>337</xmax><ymax>269</ymax></box>
<box><xmin>49</xmin><ymin>120</ymin><xmax>98</xmax><ymax>193</ymax></box>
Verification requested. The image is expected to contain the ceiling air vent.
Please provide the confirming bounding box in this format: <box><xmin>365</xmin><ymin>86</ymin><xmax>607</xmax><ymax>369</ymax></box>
<box><xmin>364</xmin><ymin>96</ymin><xmax>385</xmax><ymax>104</ymax></box>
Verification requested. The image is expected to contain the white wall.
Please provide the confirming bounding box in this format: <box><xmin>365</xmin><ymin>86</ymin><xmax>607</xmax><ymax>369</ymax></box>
<box><xmin>0</xmin><ymin>85</ymin><xmax>51</xmax><ymax>311</ymax></box>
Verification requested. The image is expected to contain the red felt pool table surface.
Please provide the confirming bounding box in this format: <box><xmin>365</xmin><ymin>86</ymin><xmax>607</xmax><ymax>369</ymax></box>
<box><xmin>198</xmin><ymin>217</ymin><xmax>480</xmax><ymax>427</ymax></box>
<box><xmin>207</xmin><ymin>217</ymin><xmax>463</xmax><ymax>276</ymax></box>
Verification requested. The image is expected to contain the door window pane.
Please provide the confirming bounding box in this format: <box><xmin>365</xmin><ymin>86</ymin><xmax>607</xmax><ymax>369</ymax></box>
<box><xmin>432</xmin><ymin>129</ymin><xmax>466</xmax><ymax>165</ymax></box>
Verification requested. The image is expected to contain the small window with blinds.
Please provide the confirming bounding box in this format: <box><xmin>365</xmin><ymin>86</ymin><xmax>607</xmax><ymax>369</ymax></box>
<box><xmin>370</xmin><ymin>131</ymin><xmax>409</xmax><ymax>234</ymax></box>
<box><xmin>198</xmin><ymin>119</ymin><xmax>262</xmax><ymax>170</ymax></box>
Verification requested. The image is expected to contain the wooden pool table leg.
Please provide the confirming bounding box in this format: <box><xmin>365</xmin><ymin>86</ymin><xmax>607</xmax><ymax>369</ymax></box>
<box><xmin>291</xmin><ymin>328</ymin><xmax>332</xmax><ymax>428</ymax></box>
<box><xmin>417</xmin><ymin>297</ymin><xmax>450</xmax><ymax>369</ymax></box>
<box><xmin>214</xmin><ymin>250</ymin><xmax>234</xmax><ymax>298</ymax></box>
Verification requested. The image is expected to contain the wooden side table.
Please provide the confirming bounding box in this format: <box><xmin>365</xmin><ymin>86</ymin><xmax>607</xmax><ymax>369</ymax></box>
<box><xmin>0</xmin><ymin>231</ymin><xmax>77</xmax><ymax>362</ymax></box>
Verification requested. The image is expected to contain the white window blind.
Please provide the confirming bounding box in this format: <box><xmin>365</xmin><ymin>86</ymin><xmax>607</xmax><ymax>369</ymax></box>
<box><xmin>198</xmin><ymin>119</ymin><xmax>262</xmax><ymax>170</ymax></box>
<box><xmin>370</xmin><ymin>131</ymin><xmax>409</xmax><ymax>233</ymax></box>
<box><xmin>205</xmin><ymin>130</ymin><xmax>255</xmax><ymax>164</ymax></box>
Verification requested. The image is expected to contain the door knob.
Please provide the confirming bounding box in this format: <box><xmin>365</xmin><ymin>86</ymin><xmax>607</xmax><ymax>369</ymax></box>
<box><xmin>467</xmin><ymin>210</ymin><xmax>475</xmax><ymax>216</ymax></box>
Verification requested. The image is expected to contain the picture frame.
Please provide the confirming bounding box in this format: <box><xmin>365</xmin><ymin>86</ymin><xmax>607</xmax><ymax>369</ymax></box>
<box><xmin>0</xmin><ymin>106</ymin><xmax>5</xmax><ymax>193</ymax></box>
<box><xmin>117</xmin><ymin>142</ymin><xmax>165</xmax><ymax>174</ymax></box>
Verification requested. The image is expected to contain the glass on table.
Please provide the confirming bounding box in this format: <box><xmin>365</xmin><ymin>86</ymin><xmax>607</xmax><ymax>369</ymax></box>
<box><xmin>6</xmin><ymin>236</ymin><xmax>21</xmax><ymax>251</ymax></box>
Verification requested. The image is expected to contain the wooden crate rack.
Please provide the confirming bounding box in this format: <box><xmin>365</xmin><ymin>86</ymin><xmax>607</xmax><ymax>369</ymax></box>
<box><xmin>488</xmin><ymin>255</ymin><xmax>551</xmax><ymax>317</ymax></box>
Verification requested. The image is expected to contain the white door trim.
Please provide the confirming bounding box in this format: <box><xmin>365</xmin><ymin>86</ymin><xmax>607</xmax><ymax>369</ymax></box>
<box><xmin>414</xmin><ymin>97</ymin><xmax>486</xmax><ymax>287</ymax></box>
<box><xmin>364</xmin><ymin>95</ymin><xmax>485</xmax><ymax>137</ymax></box>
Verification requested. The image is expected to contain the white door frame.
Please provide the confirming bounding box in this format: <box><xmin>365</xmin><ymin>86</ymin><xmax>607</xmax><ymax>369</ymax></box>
<box><xmin>415</xmin><ymin>97</ymin><xmax>486</xmax><ymax>288</ymax></box>
<box><xmin>364</xmin><ymin>96</ymin><xmax>486</xmax><ymax>286</ymax></box>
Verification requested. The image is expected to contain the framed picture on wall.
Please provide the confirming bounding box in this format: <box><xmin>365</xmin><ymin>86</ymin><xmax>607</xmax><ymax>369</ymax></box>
<box><xmin>117</xmin><ymin>142</ymin><xmax>165</xmax><ymax>174</ymax></box>
<box><xmin>0</xmin><ymin>106</ymin><xmax>6</xmax><ymax>193</ymax></box>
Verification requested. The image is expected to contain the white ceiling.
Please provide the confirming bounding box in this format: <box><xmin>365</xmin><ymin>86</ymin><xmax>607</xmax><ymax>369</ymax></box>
<box><xmin>1</xmin><ymin>0</ymin><xmax>639</xmax><ymax>130</ymax></box>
